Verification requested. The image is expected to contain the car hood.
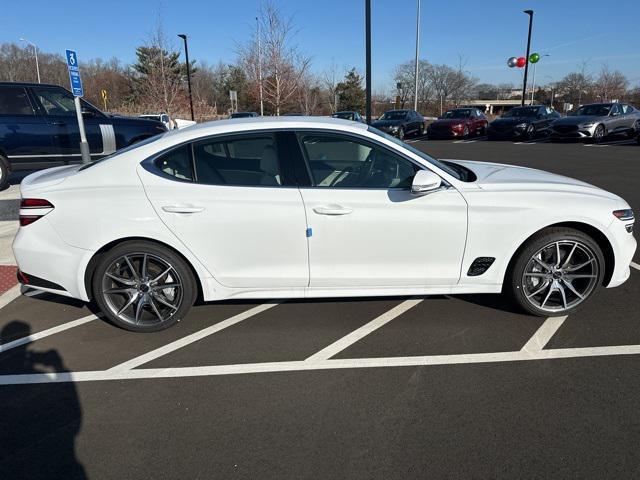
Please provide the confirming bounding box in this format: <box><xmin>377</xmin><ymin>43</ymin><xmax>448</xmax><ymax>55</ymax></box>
<box><xmin>108</xmin><ymin>114</ymin><xmax>167</xmax><ymax>128</ymax></box>
<box><xmin>491</xmin><ymin>117</ymin><xmax>530</xmax><ymax>126</ymax></box>
<box><xmin>445</xmin><ymin>159</ymin><xmax>621</xmax><ymax>200</ymax></box>
<box><xmin>553</xmin><ymin>115</ymin><xmax>603</xmax><ymax>125</ymax></box>
<box><xmin>371</xmin><ymin>119</ymin><xmax>403</xmax><ymax>127</ymax></box>
<box><xmin>432</xmin><ymin>118</ymin><xmax>468</xmax><ymax>126</ymax></box>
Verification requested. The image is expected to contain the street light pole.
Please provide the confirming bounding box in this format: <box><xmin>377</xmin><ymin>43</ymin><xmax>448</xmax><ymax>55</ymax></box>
<box><xmin>256</xmin><ymin>17</ymin><xmax>264</xmax><ymax>116</ymax></box>
<box><xmin>413</xmin><ymin>0</ymin><xmax>421</xmax><ymax>111</ymax></box>
<box><xmin>365</xmin><ymin>0</ymin><xmax>372</xmax><ymax>124</ymax></box>
<box><xmin>178</xmin><ymin>34</ymin><xmax>195</xmax><ymax>121</ymax></box>
<box><xmin>20</xmin><ymin>38</ymin><xmax>40</xmax><ymax>83</ymax></box>
<box><xmin>520</xmin><ymin>10</ymin><xmax>534</xmax><ymax>107</ymax></box>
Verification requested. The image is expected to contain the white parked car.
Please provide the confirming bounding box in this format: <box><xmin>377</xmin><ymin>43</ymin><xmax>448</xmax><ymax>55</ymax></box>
<box><xmin>14</xmin><ymin>117</ymin><xmax>636</xmax><ymax>331</ymax></box>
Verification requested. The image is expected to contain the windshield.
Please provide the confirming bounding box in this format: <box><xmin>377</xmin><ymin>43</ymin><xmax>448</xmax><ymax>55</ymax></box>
<box><xmin>368</xmin><ymin>126</ymin><xmax>464</xmax><ymax>181</ymax></box>
<box><xmin>503</xmin><ymin>107</ymin><xmax>539</xmax><ymax>118</ymax></box>
<box><xmin>442</xmin><ymin>109</ymin><xmax>471</xmax><ymax>119</ymax></box>
<box><xmin>380</xmin><ymin>111</ymin><xmax>407</xmax><ymax>120</ymax></box>
<box><xmin>332</xmin><ymin>112</ymin><xmax>355</xmax><ymax>120</ymax></box>
<box><xmin>574</xmin><ymin>104</ymin><xmax>612</xmax><ymax>116</ymax></box>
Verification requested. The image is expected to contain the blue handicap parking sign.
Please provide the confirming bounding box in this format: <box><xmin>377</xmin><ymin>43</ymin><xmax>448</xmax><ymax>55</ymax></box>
<box><xmin>65</xmin><ymin>49</ymin><xmax>83</xmax><ymax>97</ymax></box>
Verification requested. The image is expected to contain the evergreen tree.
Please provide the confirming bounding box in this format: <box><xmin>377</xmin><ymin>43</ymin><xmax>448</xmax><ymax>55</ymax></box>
<box><xmin>336</xmin><ymin>68</ymin><xmax>365</xmax><ymax>112</ymax></box>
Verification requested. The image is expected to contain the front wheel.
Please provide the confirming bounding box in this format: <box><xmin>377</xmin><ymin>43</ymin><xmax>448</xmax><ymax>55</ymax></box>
<box><xmin>397</xmin><ymin>127</ymin><xmax>405</xmax><ymax>141</ymax></box>
<box><xmin>462</xmin><ymin>126</ymin><xmax>469</xmax><ymax>139</ymax></box>
<box><xmin>525</xmin><ymin>124</ymin><xmax>535</xmax><ymax>140</ymax></box>
<box><xmin>92</xmin><ymin>240</ymin><xmax>197</xmax><ymax>332</ymax></box>
<box><xmin>593</xmin><ymin>124</ymin><xmax>606</xmax><ymax>143</ymax></box>
<box><xmin>505</xmin><ymin>228</ymin><xmax>604</xmax><ymax>316</ymax></box>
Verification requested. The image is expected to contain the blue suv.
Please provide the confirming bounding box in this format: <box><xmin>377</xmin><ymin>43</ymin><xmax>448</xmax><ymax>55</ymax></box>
<box><xmin>0</xmin><ymin>82</ymin><xmax>168</xmax><ymax>189</ymax></box>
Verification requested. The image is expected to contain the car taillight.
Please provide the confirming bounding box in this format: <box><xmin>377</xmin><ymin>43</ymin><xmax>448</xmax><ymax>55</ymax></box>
<box><xmin>19</xmin><ymin>198</ymin><xmax>54</xmax><ymax>226</ymax></box>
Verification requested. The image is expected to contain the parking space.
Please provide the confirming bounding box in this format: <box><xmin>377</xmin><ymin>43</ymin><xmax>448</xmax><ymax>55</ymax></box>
<box><xmin>1</xmin><ymin>141</ymin><xmax>639</xmax><ymax>479</ymax></box>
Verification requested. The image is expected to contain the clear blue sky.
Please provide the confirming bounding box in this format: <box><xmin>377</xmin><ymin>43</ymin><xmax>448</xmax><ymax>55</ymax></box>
<box><xmin>3</xmin><ymin>0</ymin><xmax>639</xmax><ymax>91</ymax></box>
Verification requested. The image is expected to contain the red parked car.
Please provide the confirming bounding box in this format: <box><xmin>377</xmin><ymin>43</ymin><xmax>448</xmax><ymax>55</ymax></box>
<box><xmin>427</xmin><ymin>108</ymin><xmax>488</xmax><ymax>139</ymax></box>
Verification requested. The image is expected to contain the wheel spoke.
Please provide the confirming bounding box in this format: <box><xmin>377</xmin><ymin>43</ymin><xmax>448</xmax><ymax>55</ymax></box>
<box><xmin>124</xmin><ymin>255</ymin><xmax>140</xmax><ymax>282</ymax></box>
<box><xmin>151</xmin><ymin>283</ymin><xmax>180</xmax><ymax>291</ymax></box>
<box><xmin>563</xmin><ymin>274</ymin><xmax>597</xmax><ymax>280</ymax></box>
<box><xmin>562</xmin><ymin>242</ymin><xmax>578</xmax><ymax>268</ymax></box>
<box><xmin>148</xmin><ymin>297</ymin><xmax>164</xmax><ymax>322</ymax></box>
<box><xmin>152</xmin><ymin>292</ymin><xmax>179</xmax><ymax>311</ymax></box>
<box><xmin>562</xmin><ymin>279</ymin><xmax>585</xmax><ymax>299</ymax></box>
<box><xmin>134</xmin><ymin>296</ymin><xmax>145</xmax><ymax>324</ymax></box>
<box><xmin>532</xmin><ymin>256</ymin><xmax>553</xmax><ymax>272</ymax></box>
<box><xmin>558</xmin><ymin>283</ymin><xmax>568</xmax><ymax>309</ymax></box>
<box><xmin>117</xmin><ymin>292</ymin><xmax>139</xmax><ymax>316</ymax></box>
<box><xmin>103</xmin><ymin>287</ymin><xmax>136</xmax><ymax>295</ymax></box>
<box><xmin>151</xmin><ymin>266</ymin><xmax>173</xmax><ymax>284</ymax></box>
<box><xmin>555</xmin><ymin>242</ymin><xmax>562</xmax><ymax>267</ymax></box>
<box><xmin>540</xmin><ymin>285</ymin><xmax>555</xmax><ymax>308</ymax></box>
<box><xmin>105</xmin><ymin>272</ymin><xmax>136</xmax><ymax>286</ymax></box>
<box><xmin>565</xmin><ymin>258</ymin><xmax>595</xmax><ymax>272</ymax></box>
<box><xmin>526</xmin><ymin>281</ymin><xmax>550</xmax><ymax>298</ymax></box>
<box><xmin>524</xmin><ymin>272</ymin><xmax>549</xmax><ymax>277</ymax></box>
<box><xmin>141</xmin><ymin>254</ymin><xmax>148</xmax><ymax>280</ymax></box>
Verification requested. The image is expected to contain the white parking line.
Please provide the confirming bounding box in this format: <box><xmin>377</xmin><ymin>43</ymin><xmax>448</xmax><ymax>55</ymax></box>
<box><xmin>0</xmin><ymin>284</ymin><xmax>22</xmax><ymax>310</ymax></box>
<box><xmin>109</xmin><ymin>302</ymin><xmax>279</xmax><ymax>372</ymax></box>
<box><xmin>520</xmin><ymin>316</ymin><xmax>567</xmax><ymax>352</ymax></box>
<box><xmin>631</xmin><ymin>262</ymin><xmax>640</xmax><ymax>271</ymax></box>
<box><xmin>2</xmin><ymin>342</ymin><xmax>640</xmax><ymax>385</ymax></box>
<box><xmin>0</xmin><ymin>314</ymin><xmax>98</xmax><ymax>354</ymax></box>
<box><xmin>305</xmin><ymin>298</ymin><xmax>423</xmax><ymax>361</ymax></box>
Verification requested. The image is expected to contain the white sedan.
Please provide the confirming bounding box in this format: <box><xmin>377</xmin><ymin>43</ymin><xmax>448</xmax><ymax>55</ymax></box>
<box><xmin>13</xmin><ymin>117</ymin><xmax>636</xmax><ymax>332</ymax></box>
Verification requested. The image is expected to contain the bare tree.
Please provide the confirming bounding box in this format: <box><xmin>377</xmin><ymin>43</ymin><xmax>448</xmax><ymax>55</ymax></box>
<box><xmin>238</xmin><ymin>2</ymin><xmax>311</xmax><ymax>115</ymax></box>
<box><xmin>321</xmin><ymin>60</ymin><xmax>341</xmax><ymax>113</ymax></box>
<box><xmin>594</xmin><ymin>65</ymin><xmax>628</xmax><ymax>102</ymax></box>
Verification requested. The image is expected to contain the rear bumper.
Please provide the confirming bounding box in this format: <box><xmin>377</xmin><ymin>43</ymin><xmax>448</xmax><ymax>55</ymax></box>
<box><xmin>12</xmin><ymin>217</ymin><xmax>93</xmax><ymax>300</ymax></box>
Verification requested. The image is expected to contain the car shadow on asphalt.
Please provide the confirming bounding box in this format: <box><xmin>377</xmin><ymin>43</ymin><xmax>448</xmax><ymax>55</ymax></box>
<box><xmin>0</xmin><ymin>321</ymin><xmax>87</xmax><ymax>479</ymax></box>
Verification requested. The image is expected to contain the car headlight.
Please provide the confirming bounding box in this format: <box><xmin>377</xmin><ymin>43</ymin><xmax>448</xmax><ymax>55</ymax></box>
<box><xmin>515</xmin><ymin>123</ymin><xmax>527</xmax><ymax>129</ymax></box>
<box><xmin>389</xmin><ymin>125</ymin><xmax>398</xmax><ymax>131</ymax></box>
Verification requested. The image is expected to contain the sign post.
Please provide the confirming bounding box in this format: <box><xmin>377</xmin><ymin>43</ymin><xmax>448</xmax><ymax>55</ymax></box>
<box><xmin>65</xmin><ymin>50</ymin><xmax>91</xmax><ymax>164</ymax></box>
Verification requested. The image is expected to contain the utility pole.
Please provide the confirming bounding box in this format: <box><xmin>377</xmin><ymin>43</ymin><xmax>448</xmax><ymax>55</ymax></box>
<box><xmin>413</xmin><ymin>0</ymin><xmax>421</xmax><ymax>111</ymax></box>
<box><xmin>256</xmin><ymin>17</ymin><xmax>264</xmax><ymax>116</ymax></box>
<box><xmin>520</xmin><ymin>10</ymin><xmax>534</xmax><ymax>107</ymax></box>
<box><xmin>178</xmin><ymin>34</ymin><xmax>195</xmax><ymax>121</ymax></box>
<box><xmin>365</xmin><ymin>0</ymin><xmax>372</xmax><ymax>124</ymax></box>
<box><xmin>20</xmin><ymin>38</ymin><xmax>40</xmax><ymax>83</ymax></box>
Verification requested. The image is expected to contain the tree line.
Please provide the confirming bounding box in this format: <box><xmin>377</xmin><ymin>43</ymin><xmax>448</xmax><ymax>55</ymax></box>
<box><xmin>1</xmin><ymin>3</ymin><xmax>637</xmax><ymax>120</ymax></box>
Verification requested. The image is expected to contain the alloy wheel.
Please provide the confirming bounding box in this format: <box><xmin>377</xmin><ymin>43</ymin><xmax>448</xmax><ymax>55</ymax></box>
<box><xmin>521</xmin><ymin>240</ymin><xmax>598</xmax><ymax>313</ymax></box>
<box><xmin>594</xmin><ymin>125</ymin><xmax>605</xmax><ymax>143</ymax></box>
<box><xmin>101</xmin><ymin>253</ymin><xmax>184</xmax><ymax>327</ymax></box>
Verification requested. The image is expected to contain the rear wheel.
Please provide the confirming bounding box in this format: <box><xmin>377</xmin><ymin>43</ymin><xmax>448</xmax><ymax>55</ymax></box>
<box><xmin>92</xmin><ymin>240</ymin><xmax>197</xmax><ymax>332</ymax></box>
<box><xmin>505</xmin><ymin>228</ymin><xmax>604</xmax><ymax>316</ymax></box>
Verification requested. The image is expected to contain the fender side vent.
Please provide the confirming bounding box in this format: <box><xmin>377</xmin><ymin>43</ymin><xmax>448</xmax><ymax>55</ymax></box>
<box><xmin>467</xmin><ymin>257</ymin><xmax>496</xmax><ymax>276</ymax></box>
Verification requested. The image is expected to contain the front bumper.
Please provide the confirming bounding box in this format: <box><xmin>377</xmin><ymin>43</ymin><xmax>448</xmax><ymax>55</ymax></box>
<box><xmin>607</xmin><ymin>220</ymin><xmax>637</xmax><ymax>288</ymax></box>
<box><xmin>550</xmin><ymin>124</ymin><xmax>597</xmax><ymax>139</ymax></box>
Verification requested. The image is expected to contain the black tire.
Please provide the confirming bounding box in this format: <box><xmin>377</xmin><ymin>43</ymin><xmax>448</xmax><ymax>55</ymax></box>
<box><xmin>525</xmin><ymin>124</ymin><xmax>535</xmax><ymax>140</ymax></box>
<box><xmin>92</xmin><ymin>240</ymin><xmax>197</xmax><ymax>332</ymax></box>
<box><xmin>0</xmin><ymin>155</ymin><xmax>9</xmax><ymax>191</ymax></box>
<box><xmin>505</xmin><ymin>227</ymin><xmax>604</xmax><ymax>317</ymax></box>
<box><xmin>593</xmin><ymin>124</ymin><xmax>606</xmax><ymax>143</ymax></box>
<box><xmin>629</xmin><ymin>120</ymin><xmax>640</xmax><ymax>138</ymax></box>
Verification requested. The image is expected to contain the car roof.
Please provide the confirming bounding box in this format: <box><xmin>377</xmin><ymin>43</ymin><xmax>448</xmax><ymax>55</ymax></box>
<box><xmin>0</xmin><ymin>81</ymin><xmax>62</xmax><ymax>88</ymax></box>
<box><xmin>581</xmin><ymin>103</ymin><xmax>614</xmax><ymax>107</ymax></box>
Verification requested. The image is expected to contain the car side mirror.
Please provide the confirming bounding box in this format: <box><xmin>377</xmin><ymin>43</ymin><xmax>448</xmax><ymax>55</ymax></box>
<box><xmin>411</xmin><ymin>170</ymin><xmax>443</xmax><ymax>195</ymax></box>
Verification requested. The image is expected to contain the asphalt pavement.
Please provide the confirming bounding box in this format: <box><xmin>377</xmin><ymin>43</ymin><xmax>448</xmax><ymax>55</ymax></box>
<box><xmin>1</xmin><ymin>138</ymin><xmax>639</xmax><ymax>479</ymax></box>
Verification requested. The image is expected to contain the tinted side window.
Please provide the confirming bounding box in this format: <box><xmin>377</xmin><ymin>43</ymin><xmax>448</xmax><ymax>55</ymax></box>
<box><xmin>193</xmin><ymin>135</ymin><xmax>282</xmax><ymax>186</ymax></box>
<box><xmin>156</xmin><ymin>144</ymin><xmax>193</xmax><ymax>181</ymax></box>
<box><xmin>0</xmin><ymin>87</ymin><xmax>34</xmax><ymax>116</ymax></box>
<box><xmin>33</xmin><ymin>87</ymin><xmax>76</xmax><ymax>116</ymax></box>
<box><xmin>299</xmin><ymin>134</ymin><xmax>419</xmax><ymax>189</ymax></box>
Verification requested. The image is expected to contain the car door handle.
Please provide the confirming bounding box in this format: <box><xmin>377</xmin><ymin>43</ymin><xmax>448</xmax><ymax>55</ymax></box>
<box><xmin>162</xmin><ymin>205</ymin><xmax>205</xmax><ymax>214</ymax></box>
<box><xmin>313</xmin><ymin>205</ymin><xmax>353</xmax><ymax>216</ymax></box>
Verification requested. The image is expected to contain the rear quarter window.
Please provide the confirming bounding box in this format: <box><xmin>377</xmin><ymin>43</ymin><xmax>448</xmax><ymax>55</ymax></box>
<box><xmin>0</xmin><ymin>87</ymin><xmax>35</xmax><ymax>116</ymax></box>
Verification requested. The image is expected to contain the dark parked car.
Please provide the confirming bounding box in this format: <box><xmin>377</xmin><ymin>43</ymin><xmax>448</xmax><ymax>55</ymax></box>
<box><xmin>550</xmin><ymin>103</ymin><xmax>640</xmax><ymax>143</ymax></box>
<box><xmin>0</xmin><ymin>82</ymin><xmax>167</xmax><ymax>189</ymax></box>
<box><xmin>229</xmin><ymin>112</ymin><xmax>260</xmax><ymax>118</ymax></box>
<box><xmin>371</xmin><ymin>109</ymin><xmax>425</xmax><ymax>140</ymax></box>
<box><xmin>427</xmin><ymin>108</ymin><xmax>488</xmax><ymax>139</ymax></box>
<box><xmin>487</xmin><ymin>105</ymin><xmax>560</xmax><ymax>140</ymax></box>
<box><xmin>331</xmin><ymin>111</ymin><xmax>365</xmax><ymax>123</ymax></box>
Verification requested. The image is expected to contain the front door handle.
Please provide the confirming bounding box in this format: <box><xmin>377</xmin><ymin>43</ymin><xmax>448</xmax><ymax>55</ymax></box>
<box><xmin>162</xmin><ymin>205</ymin><xmax>205</xmax><ymax>214</ymax></box>
<box><xmin>313</xmin><ymin>205</ymin><xmax>353</xmax><ymax>216</ymax></box>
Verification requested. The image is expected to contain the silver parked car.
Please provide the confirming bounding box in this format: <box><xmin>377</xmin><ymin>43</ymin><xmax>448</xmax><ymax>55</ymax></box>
<box><xmin>550</xmin><ymin>103</ymin><xmax>640</xmax><ymax>143</ymax></box>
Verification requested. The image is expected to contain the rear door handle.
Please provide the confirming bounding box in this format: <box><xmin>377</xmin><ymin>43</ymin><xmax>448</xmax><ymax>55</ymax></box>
<box><xmin>162</xmin><ymin>205</ymin><xmax>205</xmax><ymax>214</ymax></box>
<box><xmin>313</xmin><ymin>205</ymin><xmax>353</xmax><ymax>216</ymax></box>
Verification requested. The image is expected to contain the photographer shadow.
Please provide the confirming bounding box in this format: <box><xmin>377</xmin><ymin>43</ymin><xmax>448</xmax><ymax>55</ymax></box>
<box><xmin>0</xmin><ymin>321</ymin><xmax>87</xmax><ymax>480</ymax></box>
